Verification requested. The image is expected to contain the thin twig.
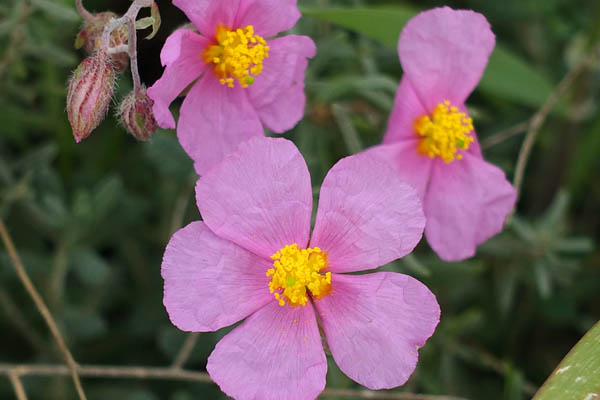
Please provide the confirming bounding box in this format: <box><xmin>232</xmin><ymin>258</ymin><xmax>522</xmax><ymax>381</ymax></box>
<box><xmin>0</xmin><ymin>219</ymin><xmax>87</xmax><ymax>400</ymax></box>
<box><xmin>9</xmin><ymin>372</ymin><xmax>28</xmax><ymax>400</ymax></box>
<box><xmin>321</xmin><ymin>388</ymin><xmax>467</xmax><ymax>400</ymax></box>
<box><xmin>0</xmin><ymin>363</ymin><xmax>465</xmax><ymax>400</ymax></box>
<box><xmin>481</xmin><ymin>120</ymin><xmax>530</xmax><ymax>150</ymax></box>
<box><xmin>512</xmin><ymin>46</ymin><xmax>599</xmax><ymax>204</ymax></box>
<box><xmin>171</xmin><ymin>333</ymin><xmax>199</xmax><ymax>369</ymax></box>
<box><xmin>0</xmin><ymin>363</ymin><xmax>211</xmax><ymax>382</ymax></box>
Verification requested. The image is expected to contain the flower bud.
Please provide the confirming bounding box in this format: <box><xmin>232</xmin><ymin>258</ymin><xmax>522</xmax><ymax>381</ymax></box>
<box><xmin>67</xmin><ymin>53</ymin><xmax>115</xmax><ymax>143</ymax></box>
<box><xmin>75</xmin><ymin>12</ymin><xmax>129</xmax><ymax>72</ymax></box>
<box><xmin>119</xmin><ymin>87</ymin><xmax>157</xmax><ymax>141</ymax></box>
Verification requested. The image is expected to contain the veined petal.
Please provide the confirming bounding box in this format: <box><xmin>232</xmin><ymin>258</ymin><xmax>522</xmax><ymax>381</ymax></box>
<box><xmin>315</xmin><ymin>272</ymin><xmax>440</xmax><ymax>389</ymax></box>
<box><xmin>236</xmin><ymin>0</ymin><xmax>301</xmax><ymax>38</ymax></box>
<box><xmin>310</xmin><ymin>152</ymin><xmax>425</xmax><ymax>273</ymax></box>
<box><xmin>425</xmin><ymin>152</ymin><xmax>516</xmax><ymax>261</ymax></box>
<box><xmin>207</xmin><ymin>301</ymin><xmax>327</xmax><ymax>400</ymax></box>
<box><xmin>384</xmin><ymin>77</ymin><xmax>429</xmax><ymax>144</ymax></box>
<box><xmin>162</xmin><ymin>222</ymin><xmax>273</xmax><ymax>332</ymax></box>
<box><xmin>398</xmin><ymin>7</ymin><xmax>495</xmax><ymax>111</ymax></box>
<box><xmin>173</xmin><ymin>0</ymin><xmax>240</xmax><ymax>38</ymax></box>
<box><xmin>177</xmin><ymin>72</ymin><xmax>263</xmax><ymax>176</ymax></box>
<box><xmin>147</xmin><ymin>29</ymin><xmax>208</xmax><ymax>129</ymax></box>
<box><xmin>196</xmin><ymin>137</ymin><xmax>313</xmax><ymax>260</ymax></box>
<box><xmin>248</xmin><ymin>35</ymin><xmax>316</xmax><ymax>133</ymax></box>
<box><xmin>363</xmin><ymin>141</ymin><xmax>433</xmax><ymax>200</ymax></box>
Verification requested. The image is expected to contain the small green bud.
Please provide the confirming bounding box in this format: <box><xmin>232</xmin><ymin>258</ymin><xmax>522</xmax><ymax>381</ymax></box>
<box><xmin>119</xmin><ymin>87</ymin><xmax>157</xmax><ymax>141</ymax></box>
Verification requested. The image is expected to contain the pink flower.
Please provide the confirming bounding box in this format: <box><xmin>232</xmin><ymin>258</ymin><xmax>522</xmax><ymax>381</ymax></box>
<box><xmin>162</xmin><ymin>137</ymin><xmax>440</xmax><ymax>399</ymax></box>
<box><xmin>366</xmin><ymin>7</ymin><xmax>517</xmax><ymax>261</ymax></box>
<box><xmin>147</xmin><ymin>0</ymin><xmax>316</xmax><ymax>175</ymax></box>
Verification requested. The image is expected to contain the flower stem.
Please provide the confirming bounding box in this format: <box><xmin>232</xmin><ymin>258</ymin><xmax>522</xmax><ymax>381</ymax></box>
<box><xmin>98</xmin><ymin>0</ymin><xmax>153</xmax><ymax>90</ymax></box>
<box><xmin>75</xmin><ymin>0</ymin><xmax>93</xmax><ymax>23</ymax></box>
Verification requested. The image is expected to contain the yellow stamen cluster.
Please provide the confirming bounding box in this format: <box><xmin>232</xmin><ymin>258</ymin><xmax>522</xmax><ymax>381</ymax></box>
<box><xmin>202</xmin><ymin>24</ymin><xmax>269</xmax><ymax>88</ymax></box>
<box><xmin>267</xmin><ymin>244</ymin><xmax>332</xmax><ymax>307</ymax></box>
<box><xmin>414</xmin><ymin>100</ymin><xmax>474</xmax><ymax>163</ymax></box>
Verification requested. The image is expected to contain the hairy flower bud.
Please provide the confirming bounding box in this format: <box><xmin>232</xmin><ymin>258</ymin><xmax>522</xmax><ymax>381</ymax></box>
<box><xmin>75</xmin><ymin>11</ymin><xmax>129</xmax><ymax>72</ymax></box>
<box><xmin>67</xmin><ymin>53</ymin><xmax>115</xmax><ymax>143</ymax></box>
<box><xmin>119</xmin><ymin>87</ymin><xmax>157</xmax><ymax>141</ymax></box>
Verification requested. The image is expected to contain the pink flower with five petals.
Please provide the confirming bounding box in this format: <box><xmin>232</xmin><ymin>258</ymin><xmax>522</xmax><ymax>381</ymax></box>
<box><xmin>148</xmin><ymin>0</ymin><xmax>316</xmax><ymax>175</ymax></box>
<box><xmin>162</xmin><ymin>137</ymin><xmax>440</xmax><ymax>400</ymax></box>
<box><xmin>367</xmin><ymin>7</ymin><xmax>517</xmax><ymax>261</ymax></box>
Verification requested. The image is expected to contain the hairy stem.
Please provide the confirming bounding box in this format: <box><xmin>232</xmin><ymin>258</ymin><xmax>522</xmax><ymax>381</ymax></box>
<box><xmin>75</xmin><ymin>0</ymin><xmax>93</xmax><ymax>23</ymax></box>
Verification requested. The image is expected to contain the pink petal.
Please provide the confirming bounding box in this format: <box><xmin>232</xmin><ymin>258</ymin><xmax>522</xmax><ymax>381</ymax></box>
<box><xmin>315</xmin><ymin>272</ymin><xmax>440</xmax><ymax>389</ymax></box>
<box><xmin>236</xmin><ymin>0</ymin><xmax>301</xmax><ymax>38</ymax></box>
<box><xmin>173</xmin><ymin>0</ymin><xmax>240</xmax><ymax>38</ymax></box>
<box><xmin>196</xmin><ymin>137</ymin><xmax>312</xmax><ymax>260</ymax></box>
<box><xmin>177</xmin><ymin>72</ymin><xmax>264</xmax><ymax>175</ymax></box>
<box><xmin>147</xmin><ymin>29</ymin><xmax>209</xmax><ymax>129</ymax></box>
<box><xmin>207</xmin><ymin>301</ymin><xmax>327</xmax><ymax>400</ymax></box>
<box><xmin>363</xmin><ymin>141</ymin><xmax>433</xmax><ymax>200</ymax></box>
<box><xmin>310</xmin><ymin>152</ymin><xmax>425</xmax><ymax>273</ymax></box>
<box><xmin>248</xmin><ymin>35</ymin><xmax>316</xmax><ymax>133</ymax></box>
<box><xmin>383</xmin><ymin>77</ymin><xmax>428</xmax><ymax>144</ymax></box>
<box><xmin>425</xmin><ymin>153</ymin><xmax>516</xmax><ymax>261</ymax></box>
<box><xmin>162</xmin><ymin>222</ymin><xmax>273</xmax><ymax>332</ymax></box>
<box><xmin>398</xmin><ymin>7</ymin><xmax>495</xmax><ymax>111</ymax></box>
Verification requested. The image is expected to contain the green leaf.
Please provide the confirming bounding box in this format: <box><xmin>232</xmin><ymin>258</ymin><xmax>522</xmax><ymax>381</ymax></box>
<box><xmin>147</xmin><ymin>2</ymin><xmax>161</xmax><ymax>40</ymax></box>
<box><xmin>62</xmin><ymin>308</ymin><xmax>107</xmax><ymax>340</ymax></box>
<box><xmin>480</xmin><ymin>46</ymin><xmax>554</xmax><ymax>107</ymax></box>
<box><xmin>302</xmin><ymin>6</ymin><xmax>555</xmax><ymax>107</ymax></box>
<box><xmin>71</xmin><ymin>249</ymin><xmax>110</xmax><ymax>286</ymax></box>
<box><xmin>568</xmin><ymin>115</ymin><xmax>600</xmax><ymax>197</ymax></box>
<box><xmin>532</xmin><ymin>321</ymin><xmax>600</xmax><ymax>400</ymax></box>
<box><xmin>135</xmin><ymin>17</ymin><xmax>154</xmax><ymax>31</ymax></box>
<box><xmin>30</xmin><ymin>0</ymin><xmax>79</xmax><ymax>22</ymax></box>
<box><xmin>301</xmin><ymin>6</ymin><xmax>414</xmax><ymax>47</ymax></box>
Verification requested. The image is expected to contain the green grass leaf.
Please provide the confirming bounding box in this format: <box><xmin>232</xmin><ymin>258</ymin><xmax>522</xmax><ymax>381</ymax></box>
<box><xmin>532</xmin><ymin>321</ymin><xmax>600</xmax><ymax>400</ymax></box>
<box><xmin>302</xmin><ymin>6</ymin><xmax>554</xmax><ymax>107</ymax></box>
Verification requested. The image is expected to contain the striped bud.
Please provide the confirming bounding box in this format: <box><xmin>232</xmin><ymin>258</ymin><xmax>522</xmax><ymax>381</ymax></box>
<box><xmin>67</xmin><ymin>53</ymin><xmax>115</xmax><ymax>143</ymax></box>
<box><xmin>119</xmin><ymin>87</ymin><xmax>157</xmax><ymax>141</ymax></box>
<box><xmin>75</xmin><ymin>12</ymin><xmax>129</xmax><ymax>72</ymax></box>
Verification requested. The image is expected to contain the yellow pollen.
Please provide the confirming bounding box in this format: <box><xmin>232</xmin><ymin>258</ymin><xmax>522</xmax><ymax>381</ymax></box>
<box><xmin>267</xmin><ymin>244</ymin><xmax>331</xmax><ymax>307</ymax></box>
<box><xmin>414</xmin><ymin>100</ymin><xmax>475</xmax><ymax>163</ymax></box>
<box><xmin>202</xmin><ymin>24</ymin><xmax>269</xmax><ymax>88</ymax></box>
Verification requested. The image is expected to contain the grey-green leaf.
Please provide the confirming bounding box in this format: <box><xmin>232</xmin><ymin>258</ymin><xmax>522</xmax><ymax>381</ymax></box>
<box><xmin>532</xmin><ymin>321</ymin><xmax>600</xmax><ymax>400</ymax></box>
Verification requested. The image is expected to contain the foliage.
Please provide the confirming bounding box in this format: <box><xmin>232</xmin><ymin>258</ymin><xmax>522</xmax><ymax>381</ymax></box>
<box><xmin>1</xmin><ymin>0</ymin><xmax>599</xmax><ymax>399</ymax></box>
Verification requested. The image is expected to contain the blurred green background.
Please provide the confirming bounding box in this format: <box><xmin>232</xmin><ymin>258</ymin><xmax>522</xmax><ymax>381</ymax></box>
<box><xmin>1</xmin><ymin>0</ymin><xmax>599</xmax><ymax>399</ymax></box>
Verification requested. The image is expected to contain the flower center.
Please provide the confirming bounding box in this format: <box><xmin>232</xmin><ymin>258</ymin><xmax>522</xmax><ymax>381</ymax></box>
<box><xmin>202</xmin><ymin>24</ymin><xmax>269</xmax><ymax>88</ymax></box>
<box><xmin>414</xmin><ymin>100</ymin><xmax>474</xmax><ymax>163</ymax></box>
<box><xmin>267</xmin><ymin>244</ymin><xmax>332</xmax><ymax>307</ymax></box>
